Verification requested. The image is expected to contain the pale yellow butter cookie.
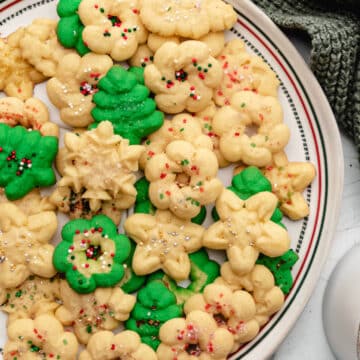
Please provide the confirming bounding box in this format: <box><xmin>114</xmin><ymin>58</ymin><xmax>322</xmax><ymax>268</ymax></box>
<box><xmin>144</xmin><ymin>40</ymin><xmax>223</xmax><ymax>113</ymax></box>
<box><xmin>50</xmin><ymin>121</ymin><xmax>144</xmax><ymax>223</ymax></box>
<box><xmin>0</xmin><ymin>28</ymin><xmax>45</xmax><ymax>100</ymax></box>
<box><xmin>19</xmin><ymin>19</ymin><xmax>71</xmax><ymax>77</ymax></box>
<box><xmin>0</xmin><ymin>97</ymin><xmax>59</xmax><ymax>137</ymax></box>
<box><xmin>214</xmin><ymin>39</ymin><xmax>279</xmax><ymax>106</ymax></box>
<box><xmin>79</xmin><ymin>330</ymin><xmax>157</xmax><ymax>360</ymax></box>
<box><xmin>46</xmin><ymin>52</ymin><xmax>113</xmax><ymax>128</ymax></box>
<box><xmin>124</xmin><ymin>210</ymin><xmax>204</xmax><ymax>280</ymax></box>
<box><xmin>78</xmin><ymin>0</ymin><xmax>148</xmax><ymax>61</ymax></box>
<box><xmin>55</xmin><ymin>281</ymin><xmax>135</xmax><ymax>344</ymax></box>
<box><xmin>140</xmin><ymin>0</ymin><xmax>236</xmax><ymax>39</ymax></box>
<box><xmin>0</xmin><ymin>202</ymin><xmax>57</xmax><ymax>290</ymax></box>
<box><xmin>203</xmin><ymin>189</ymin><xmax>290</xmax><ymax>275</ymax></box>
<box><xmin>157</xmin><ymin>310</ymin><xmax>234</xmax><ymax>360</ymax></box>
<box><xmin>3</xmin><ymin>314</ymin><xmax>78</xmax><ymax>360</ymax></box>
<box><xmin>212</xmin><ymin>91</ymin><xmax>290</xmax><ymax>166</ymax></box>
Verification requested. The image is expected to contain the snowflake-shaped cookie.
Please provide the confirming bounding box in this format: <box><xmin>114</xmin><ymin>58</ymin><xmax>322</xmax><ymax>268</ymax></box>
<box><xmin>145</xmin><ymin>139</ymin><xmax>223</xmax><ymax>219</ymax></box>
<box><xmin>124</xmin><ymin>210</ymin><xmax>204</xmax><ymax>280</ymax></box>
<box><xmin>3</xmin><ymin>314</ymin><xmax>78</xmax><ymax>360</ymax></box>
<box><xmin>46</xmin><ymin>52</ymin><xmax>113</xmax><ymax>127</ymax></box>
<box><xmin>140</xmin><ymin>0</ymin><xmax>236</xmax><ymax>39</ymax></box>
<box><xmin>184</xmin><ymin>283</ymin><xmax>260</xmax><ymax>349</ymax></box>
<box><xmin>79</xmin><ymin>330</ymin><xmax>157</xmax><ymax>360</ymax></box>
<box><xmin>19</xmin><ymin>19</ymin><xmax>71</xmax><ymax>77</ymax></box>
<box><xmin>262</xmin><ymin>151</ymin><xmax>316</xmax><ymax>220</ymax></box>
<box><xmin>214</xmin><ymin>39</ymin><xmax>279</xmax><ymax>106</ymax></box>
<box><xmin>50</xmin><ymin>121</ymin><xmax>144</xmax><ymax>219</ymax></box>
<box><xmin>78</xmin><ymin>0</ymin><xmax>148</xmax><ymax>61</ymax></box>
<box><xmin>0</xmin><ymin>202</ymin><xmax>57</xmax><ymax>290</ymax></box>
<box><xmin>144</xmin><ymin>40</ymin><xmax>223</xmax><ymax>113</ymax></box>
<box><xmin>212</xmin><ymin>91</ymin><xmax>290</xmax><ymax>166</ymax></box>
<box><xmin>0</xmin><ymin>97</ymin><xmax>58</xmax><ymax>137</ymax></box>
<box><xmin>0</xmin><ymin>28</ymin><xmax>45</xmax><ymax>100</ymax></box>
<box><xmin>217</xmin><ymin>262</ymin><xmax>285</xmax><ymax>326</ymax></box>
<box><xmin>157</xmin><ymin>310</ymin><xmax>234</xmax><ymax>360</ymax></box>
<box><xmin>55</xmin><ymin>280</ymin><xmax>135</xmax><ymax>344</ymax></box>
<box><xmin>203</xmin><ymin>189</ymin><xmax>290</xmax><ymax>275</ymax></box>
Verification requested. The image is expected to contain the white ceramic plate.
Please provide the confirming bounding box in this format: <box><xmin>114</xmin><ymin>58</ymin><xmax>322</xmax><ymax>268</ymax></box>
<box><xmin>0</xmin><ymin>0</ymin><xmax>344</xmax><ymax>359</ymax></box>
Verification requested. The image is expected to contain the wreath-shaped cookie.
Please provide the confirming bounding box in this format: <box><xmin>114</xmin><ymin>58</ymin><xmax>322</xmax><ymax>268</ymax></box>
<box><xmin>204</xmin><ymin>189</ymin><xmax>290</xmax><ymax>275</ymax></box>
<box><xmin>53</xmin><ymin>215</ymin><xmax>131</xmax><ymax>293</ymax></box>
<box><xmin>46</xmin><ymin>52</ymin><xmax>113</xmax><ymax>127</ymax></box>
<box><xmin>124</xmin><ymin>210</ymin><xmax>204</xmax><ymax>281</ymax></box>
<box><xmin>157</xmin><ymin>310</ymin><xmax>234</xmax><ymax>360</ymax></box>
<box><xmin>144</xmin><ymin>40</ymin><xmax>223</xmax><ymax>113</ymax></box>
<box><xmin>3</xmin><ymin>314</ymin><xmax>78</xmax><ymax>360</ymax></box>
<box><xmin>212</xmin><ymin>91</ymin><xmax>290</xmax><ymax>166</ymax></box>
<box><xmin>77</xmin><ymin>0</ymin><xmax>148</xmax><ymax>61</ymax></box>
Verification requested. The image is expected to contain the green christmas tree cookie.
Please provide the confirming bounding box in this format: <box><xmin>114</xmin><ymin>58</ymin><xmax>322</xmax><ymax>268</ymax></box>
<box><xmin>212</xmin><ymin>166</ymin><xmax>285</xmax><ymax>228</ymax></box>
<box><xmin>256</xmin><ymin>249</ymin><xmax>299</xmax><ymax>294</ymax></box>
<box><xmin>134</xmin><ymin>177</ymin><xmax>206</xmax><ymax>224</ymax></box>
<box><xmin>125</xmin><ymin>281</ymin><xmax>183</xmax><ymax>350</ymax></box>
<box><xmin>90</xmin><ymin>66</ymin><xmax>164</xmax><ymax>144</ymax></box>
<box><xmin>0</xmin><ymin>124</ymin><xmax>58</xmax><ymax>200</ymax></box>
<box><xmin>53</xmin><ymin>215</ymin><xmax>131</xmax><ymax>294</ymax></box>
<box><xmin>148</xmin><ymin>249</ymin><xmax>220</xmax><ymax>305</ymax></box>
<box><xmin>117</xmin><ymin>240</ymin><xmax>146</xmax><ymax>294</ymax></box>
<box><xmin>56</xmin><ymin>0</ymin><xmax>90</xmax><ymax>55</ymax></box>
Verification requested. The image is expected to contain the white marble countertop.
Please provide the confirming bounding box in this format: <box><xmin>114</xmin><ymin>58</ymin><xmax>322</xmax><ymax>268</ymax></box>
<box><xmin>272</xmin><ymin>31</ymin><xmax>360</xmax><ymax>360</ymax></box>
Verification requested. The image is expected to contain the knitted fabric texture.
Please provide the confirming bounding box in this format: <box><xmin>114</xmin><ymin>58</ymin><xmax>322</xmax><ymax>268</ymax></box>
<box><xmin>251</xmin><ymin>0</ymin><xmax>360</xmax><ymax>154</ymax></box>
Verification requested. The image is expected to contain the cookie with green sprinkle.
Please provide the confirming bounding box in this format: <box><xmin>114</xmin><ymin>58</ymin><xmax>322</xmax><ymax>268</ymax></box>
<box><xmin>0</xmin><ymin>124</ymin><xmax>58</xmax><ymax>200</ymax></box>
<box><xmin>90</xmin><ymin>66</ymin><xmax>164</xmax><ymax>144</ymax></box>
<box><xmin>125</xmin><ymin>281</ymin><xmax>183</xmax><ymax>350</ymax></box>
<box><xmin>53</xmin><ymin>215</ymin><xmax>131</xmax><ymax>294</ymax></box>
<box><xmin>256</xmin><ymin>249</ymin><xmax>299</xmax><ymax>294</ymax></box>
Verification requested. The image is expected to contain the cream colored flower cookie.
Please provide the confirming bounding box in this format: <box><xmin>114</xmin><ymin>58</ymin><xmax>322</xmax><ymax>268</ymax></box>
<box><xmin>262</xmin><ymin>151</ymin><xmax>316</xmax><ymax>220</ymax></box>
<box><xmin>0</xmin><ymin>202</ymin><xmax>57</xmax><ymax>290</ymax></box>
<box><xmin>0</xmin><ymin>28</ymin><xmax>45</xmax><ymax>100</ymax></box>
<box><xmin>19</xmin><ymin>19</ymin><xmax>71</xmax><ymax>77</ymax></box>
<box><xmin>124</xmin><ymin>210</ymin><xmax>204</xmax><ymax>280</ymax></box>
<box><xmin>50</xmin><ymin>121</ymin><xmax>144</xmax><ymax>223</ymax></box>
<box><xmin>3</xmin><ymin>314</ymin><xmax>78</xmax><ymax>360</ymax></box>
<box><xmin>203</xmin><ymin>189</ymin><xmax>290</xmax><ymax>275</ymax></box>
<box><xmin>144</xmin><ymin>40</ymin><xmax>222</xmax><ymax>113</ymax></box>
<box><xmin>0</xmin><ymin>276</ymin><xmax>61</xmax><ymax>325</ymax></box>
<box><xmin>196</xmin><ymin>101</ymin><xmax>230</xmax><ymax>167</ymax></box>
<box><xmin>217</xmin><ymin>262</ymin><xmax>285</xmax><ymax>326</ymax></box>
<box><xmin>157</xmin><ymin>310</ymin><xmax>234</xmax><ymax>360</ymax></box>
<box><xmin>79</xmin><ymin>330</ymin><xmax>157</xmax><ymax>360</ymax></box>
<box><xmin>140</xmin><ymin>0</ymin><xmax>236</xmax><ymax>39</ymax></box>
<box><xmin>55</xmin><ymin>280</ymin><xmax>135</xmax><ymax>344</ymax></box>
<box><xmin>0</xmin><ymin>97</ymin><xmax>59</xmax><ymax>137</ymax></box>
<box><xmin>214</xmin><ymin>39</ymin><xmax>279</xmax><ymax>106</ymax></box>
<box><xmin>145</xmin><ymin>139</ymin><xmax>223</xmax><ymax>219</ymax></box>
<box><xmin>78</xmin><ymin>0</ymin><xmax>148</xmax><ymax>61</ymax></box>
<box><xmin>184</xmin><ymin>283</ymin><xmax>260</xmax><ymax>350</ymax></box>
<box><xmin>147</xmin><ymin>31</ymin><xmax>225</xmax><ymax>57</ymax></box>
<box><xmin>212</xmin><ymin>91</ymin><xmax>290</xmax><ymax>166</ymax></box>
<box><xmin>46</xmin><ymin>52</ymin><xmax>113</xmax><ymax>127</ymax></box>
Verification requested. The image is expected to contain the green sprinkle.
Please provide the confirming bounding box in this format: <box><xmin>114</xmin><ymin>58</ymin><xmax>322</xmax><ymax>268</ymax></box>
<box><xmin>30</xmin><ymin>344</ymin><xmax>40</xmax><ymax>352</ymax></box>
<box><xmin>86</xmin><ymin>325</ymin><xmax>92</xmax><ymax>334</ymax></box>
<box><xmin>159</xmin><ymin>193</ymin><xmax>164</xmax><ymax>200</ymax></box>
<box><xmin>181</xmin><ymin>159</ymin><xmax>189</xmax><ymax>166</ymax></box>
<box><xmin>6</xmin><ymin>293</ymin><xmax>10</xmax><ymax>299</ymax></box>
<box><xmin>63</xmin><ymin>339</ymin><xmax>68</xmax><ymax>345</ymax></box>
<box><xmin>250</xmin><ymin>143</ymin><xmax>256</xmax><ymax>148</ymax></box>
<box><xmin>241</xmin><ymin>102</ymin><xmax>246</xmax><ymax>108</ymax></box>
<box><xmin>208</xmin><ymin>63</ymin><xmax>212</xmax><ymax>67</ymax></box>
<box><xmin>196</xmin><ymin>181</ymin><xmax>203</xmax><ymax>186</ymax></box>
<box><xmin>197</xmin><ymin>66</ymin><xmax>202</xmax><ymax>71</ymax></box>
<box><xmin>146</xmin><ymin>140</ymin><xmax>151</xmax><ymax>145</ymax></box>
<box><xmin>180</xmin><ymin>128</ymin><xmax>184</xmax><ymax>132</ymax></box>
<box><xmin>100</xmin><ymin>7</ymin><xmax>105</xmax><ymax>13</ymax></box>
<box><xmin>265</xmin><ymin>135</ymin><xmax>269</xmax><ymax>141</ymax></box>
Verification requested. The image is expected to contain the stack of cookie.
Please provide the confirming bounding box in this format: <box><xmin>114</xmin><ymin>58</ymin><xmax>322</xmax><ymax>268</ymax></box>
<box><xmin>0</xmin><ymin>0</ymin><xmax>316</xmax><ymax>359</ymax></box>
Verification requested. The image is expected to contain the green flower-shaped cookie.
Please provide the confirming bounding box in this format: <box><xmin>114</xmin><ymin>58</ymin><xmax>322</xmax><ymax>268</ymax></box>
<box><xmin>148</xmin><ymin>249</ymin><xmax>220</xmax><ymax>305</ymax></box>
<box><xmin>134</xmin><ymin>177</ymin><xmax>206</xmax><ymax>224</ymax></box>
<box><xmin>53</xmin><ymin>215</ymin><xmax>131</xmax><ymax>294</ymax></box>
<box><xmin>212</xmin><ymin>166</ymin><xmax>285</xmax><ymax>228</ymax></box>
<box><xmin>57</xmin><ymin>0</ymin><xmax>90</xmax><ymax>55</ymax></box>
<box><xmin>125</xmin><ymin>281</ymin><xmax>183</xmax><ymax>350</ymax></box>
<box><xmin>256</xmin><ymin>249</ymin><xmax>299</xmax><ymax>294</ymax></box>
<box><xmin>90</xmin><ymin>66</ymin><xmax>164</xmax><ymax>144</ymax></box>
<box><xmin>0</xmin><ymin>124</ymin><xmax>58</xmax><ymax>200</ymax></box>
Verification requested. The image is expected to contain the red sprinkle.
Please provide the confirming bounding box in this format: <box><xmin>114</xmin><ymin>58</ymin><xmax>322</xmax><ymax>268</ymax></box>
<box><xmin>165</xmin><ymin>191</ymin><xmax>171</xmax><ymax>196</ymax></box>
<box><xmin>198</xmin><ymin>72</ymin><xmax>205</xmax><ymax>80</ymax></box>
<box><xmin>111</xmin><ymin>344</ymin><xmax>116</xmax><ymax>350</ymax></box>
<box><xmin>234</xmin><ymin>132</ymin><xmax>240</xmax><ymax>137</ymax></box>
<box><xmin>160</xmin><ymin>173</ymin><xmax>167</xmax><ymax>179</ymax></box>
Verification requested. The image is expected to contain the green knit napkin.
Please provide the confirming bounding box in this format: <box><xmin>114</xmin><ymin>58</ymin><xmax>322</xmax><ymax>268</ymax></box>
<box><xmin>251</xmin><ymin>0</ymin><xmax>360</xmax><ymax>154</ymax></box>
